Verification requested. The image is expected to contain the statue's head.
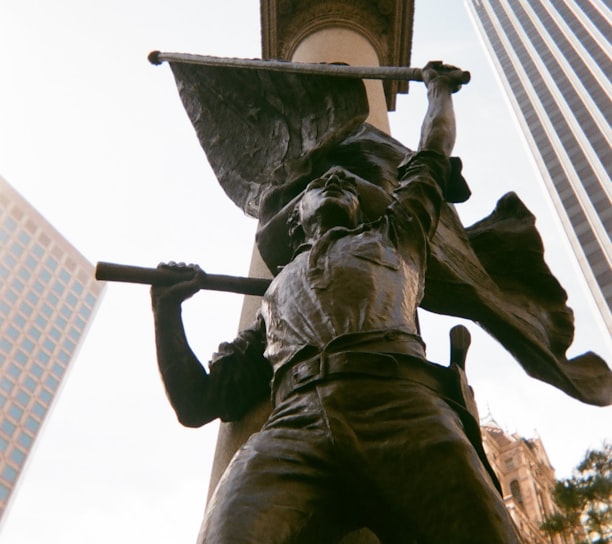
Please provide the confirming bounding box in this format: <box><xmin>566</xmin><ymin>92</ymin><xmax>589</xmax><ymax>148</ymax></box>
<box><xmin>288</xmin><ymin>167</ymin><xmax>364</xmax><ymax>249</ymax></box>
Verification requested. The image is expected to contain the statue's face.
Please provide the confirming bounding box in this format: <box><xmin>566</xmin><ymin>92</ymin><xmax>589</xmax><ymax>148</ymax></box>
<box><xmin>299</xmin><ymin>167</ymin><xmax>361</xmax><ymax>234</ymax></box>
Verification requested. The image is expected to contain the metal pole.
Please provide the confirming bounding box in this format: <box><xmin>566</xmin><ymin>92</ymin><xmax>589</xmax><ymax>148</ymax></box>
<box><xmin>148</xmin><ymin>51</ymin><xmax>471</xmax><ymax>85</ymax></box>
<box><xmin>95</xmin><ymin>261</ymin><xmax>271</xmax><ymax>297</ymax></box>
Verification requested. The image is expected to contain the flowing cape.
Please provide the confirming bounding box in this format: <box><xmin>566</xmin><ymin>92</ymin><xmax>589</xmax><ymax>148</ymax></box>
<box><xmin>163</xmin><ymin>58</ymin><xmax>611</xmax><ymax>406</ymax></box>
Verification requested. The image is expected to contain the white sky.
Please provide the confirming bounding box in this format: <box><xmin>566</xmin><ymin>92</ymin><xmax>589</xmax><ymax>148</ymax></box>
<box><xmin>0</xmin><ymin>1</ymin><xmax>610</xmax><ymax>542</ymax></box>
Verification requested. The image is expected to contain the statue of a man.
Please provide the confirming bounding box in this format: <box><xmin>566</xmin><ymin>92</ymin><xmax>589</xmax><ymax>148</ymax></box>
<box><xmin>151</xmin><ymin>62</ymin><xmax>520</xmax><ymax>543</ymax></box>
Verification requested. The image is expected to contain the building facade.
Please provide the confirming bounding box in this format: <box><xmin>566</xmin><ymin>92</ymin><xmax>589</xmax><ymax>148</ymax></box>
<box><xmin>467</xmin><ymin>0</ymin><xmax>611</xmax><ymax>332</ymax></box>
<box><xmin>0</xmin><ymin>176</ymin><xmax>103</xmax><ymax>524</ymax></box>
<box><xmin>482</xmin><ymin>422</ymin><xmax>580</xmax><ymax>544</ymax></box>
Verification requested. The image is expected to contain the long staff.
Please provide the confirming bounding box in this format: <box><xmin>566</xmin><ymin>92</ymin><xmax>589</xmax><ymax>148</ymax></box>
<box><xmin>148</xmin><ymin>51</ymin><xmax>471</xmax><ymax>84</ymax></box>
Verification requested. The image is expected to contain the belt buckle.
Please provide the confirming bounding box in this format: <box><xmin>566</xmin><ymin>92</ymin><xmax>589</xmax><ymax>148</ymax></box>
<box><xmin>291</xmin><ymin>358</ymin><xmax>322</xmax><ymax>388</ymax></box>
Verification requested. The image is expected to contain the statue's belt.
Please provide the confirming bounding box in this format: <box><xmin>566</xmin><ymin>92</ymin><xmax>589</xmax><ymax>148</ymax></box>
<box><xmin>272</xmin><ymin>351</ymin><xmax>453</xmax><ymax>405</ymax></box>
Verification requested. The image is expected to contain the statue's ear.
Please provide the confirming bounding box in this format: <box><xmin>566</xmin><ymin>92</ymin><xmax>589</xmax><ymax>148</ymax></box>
<box><xmin>167</xmin><ymin>60</ymin><xmax>369</xmax><ymax>218</ymax></box>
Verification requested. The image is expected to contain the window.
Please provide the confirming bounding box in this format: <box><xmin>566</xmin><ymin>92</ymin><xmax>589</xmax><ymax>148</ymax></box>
<box><xmin>30</xmin><ymin>363</ymin><xmax>43</xmax><ymax>378</ymax></box>
<box><xmin>18</xmin><ymin>231</ymin><xmax>30</xmax><ymax>245</ymax></box>
<box><xmin>2</xmin><ymin>465</ymin><xmax>17</xmax><ymax>483</ymax></box>
<box><xmin>0</xmin><ymin>483</ymin><xmax>9</xmax><ymax>501</ymax></box>
<box><xmin>23</xmin><ymin>377</ymin><xmax>36</xmax><ymax>392</ymax></box>
<box><xmin>19</xmin><ymin>302</ymin><xmax>32</xmax><ymax>315</ymax></box>
<box><xmin>24</xmin><ymin>417</ymin><xmax>40</xmax><ymax>433</ymax></box>
<box><xmin>15</xmin><ymin>351</ymin><xmax>27</xmax><ymax>365</ymax></box>
<box><xmin>10</xmin><ymin>448</ymin><xmax>25</xmax><ymax>466</ymax></box>
<box><xmin>46</xmin><ymin>256</ymin><xmax>57</xmax><ymax>270</ymax></box>
<box><xmin>36</xmin><ymin>351</ymin><xmax>49</xmax><ymax>364</ymax></box>
<box><xmin>10</xmin><ymin>242</ymin><xmax>23</xmax><ymax>258</ymax></box>
<box><xmin>510</xmin><ymin>480</ymin><xmax>524</xmax><ymax>507</ymax></box>
<box><xmin>28</xmin><ymin>326</ymin><xmax>41</xmax><ymax>341</ymax></box>
<box><xmin>1</xmin><ymin>420</ymin><xmax>16</xmax><ymax>437</ymax></box>
<box><xmin>25</xmin><ymin>255</ymin><xmax>37</xmax><ymax>270</ymax></box>
<box><xmin>4</xmin><ymin>217</ymin><xmax>17</xmax><ymax>231</ymax></box>
<box><xmin>85</xmin><ymin>293</ymin><xmax>96</xmax><ymax>307</ymax></box>
<box><xmin>45</xmin><ymin>375</ymin><xmax>58</xmax><ymax>390</ymax></box>
<box><xmin>8</xmin><ymin>404</ymin><xmax>23</xmax><ymax>422</ymax></box>
<box><xmin>0</xmin><ymin>377</ymin><xmax>14</xmax><ymax>393</ymax></box>
<box><xmin>39</xmin><ymin>268</ymin><xmax>51</xmax><ymax>282</ymax></box>
<box><xmin>15</xmin><ymin>390</ymin><xmax>30</xmax><ymax>406</ymax></box>
<box><xmin>22</xmin><ymin>339</ymin><xmax>34</xmax><ymax>353</ymax></box>
<box><xmin>17</xmin><ymin>432</ymin><xmax>32</xmax><ymax>449</ymax></box>
<box><xmin>7</xmin><ymin>364</ymin><xmax>20</xmax><ymax>378</ymax></box>
<box><xmin>41</xmin><ymin>303</ymin><xmax>53</xmax><ymax>317</ymax></box>
<box><xmin>59</xmin><ymin>270</ymin><xmax>70</xmax><ymax>283</ymax></box>
<box><xmin>39</xmin><ymin>389</ymin><xmax>52</xmax><ymax>404</ymax></box>
<box><xmin>0</xmin><ymin>338</ymin><xmax>11</xmax><ymax>353</ymax></box>
<box><xmin>0</xmin><ymin>436</ymin><xmax>7</xmax><ymax>452</ymax></box>
<box><xmin>11</xmin><ymin>278</ymin><xmax>25</xmax><ymax>293</ymax></box>
<box><xmin>3</xmin><ymin>254</ymin><xmax>16</xmax><ymax>268</ymax></box>
<box><xmin>66</xmin><ymin>294</ymin><xmax>77</xmax><ymax>308</ymax></box>
<box><xmin>13</xmin><ymin>314</ymin><xmax>26</xmax><ymax>328</ymax></box>
<box><xmin>43</xmin><ymin>339</ymin><xmax>55</xmax><ymax>352</ymax></box>
<box><xmin>32</xmin><ymin>243</ymin><xmax>44</xmax><ymax>257</ymax></box>
<box><xmin>32</xmin><ymin>402</ymin><xmax>45</xmax><ymax>418</ymax></box>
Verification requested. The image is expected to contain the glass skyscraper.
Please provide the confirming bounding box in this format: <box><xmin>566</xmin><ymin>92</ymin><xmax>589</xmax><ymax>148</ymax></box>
<box><xmin>467</xmin><ymin>0</ymin><xmax>611</xmax><ymax>332</ymax></box>
<box><xmin>0</xmin><ymin>176</ymin><xmax>103</xmax><ymax>524</ymax></box>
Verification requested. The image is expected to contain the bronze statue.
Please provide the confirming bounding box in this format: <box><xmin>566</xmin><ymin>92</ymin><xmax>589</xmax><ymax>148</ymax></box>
<box><xmin>96</xmin><ymin>52</ymin><xmax>611</xmax><ymax>542</ymax></box>
<box><xmin>149</xmin><ymin>62</ymin><xmax>522</xmax><ymax>543</ymax></box>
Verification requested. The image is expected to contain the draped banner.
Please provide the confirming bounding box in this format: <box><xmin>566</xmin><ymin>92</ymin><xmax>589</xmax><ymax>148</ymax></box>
<box><xmin>160</xmin><ymin>56</ymin><xmax>611</xmax><ymax>406</ymax></box>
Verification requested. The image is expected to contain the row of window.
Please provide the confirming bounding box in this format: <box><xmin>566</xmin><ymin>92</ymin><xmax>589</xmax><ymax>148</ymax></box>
<box><xmin>486</xmin><ymin>0</ymin><xmax>610</xmax><ymax>224</ymax></box>
<box><xmin>0</xmin><ymin>368</ymin><xmax>62</xmax><ymax>400</ymax></box>
<box><xmin>528</xmin><ymin>0</ymin><xmax>611</xmax><ymax>119</ymax></box>
<box><xmin>552</xmin><ymin>0</ymin><xmax>611</xmax><ymax>76</ymax></box>
<box><xmin>0</xmin><ymin>412</ymin><xmax>41</xmax><ymax>439</ymax></box>
<box><xmin>473</xmin><ymin>3</ymin><xmax>612</xmax><ymax>310</ymax></box>
<box><xmin>0</xmin><ymin>254</ymin><xmax>94</xmax><ymax>307</ymax></box>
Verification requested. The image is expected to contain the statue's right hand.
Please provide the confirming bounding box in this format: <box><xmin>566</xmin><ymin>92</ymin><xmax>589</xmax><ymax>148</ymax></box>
<box><xmin>422</xmin><ymin>61</ymin><xmax>469</xmax><ymax>93</ymax></box>
<box><xmin>150</xmin><ymin>262</ymin><xmax>207</xmax><ymax>310</ymax></box>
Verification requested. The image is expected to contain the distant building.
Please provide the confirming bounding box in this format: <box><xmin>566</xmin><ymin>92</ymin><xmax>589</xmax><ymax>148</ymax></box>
<box><xmin>482</xmin><ymin>421</ymin><xmax>581</xmax><ymax>543</ymax></box>
<box><xmin>467</xmin><ymin>0</ymin><xmax>611</xmax><ymax>332</ymax></box>
<box><xmin>0</xmin><ymin>176</ymin><xmax>103</xmax><ymax>524</ymax></box>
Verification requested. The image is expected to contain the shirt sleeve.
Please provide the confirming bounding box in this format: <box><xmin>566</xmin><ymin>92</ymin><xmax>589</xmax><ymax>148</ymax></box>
<box><xmin>390</xmin><ymin>150</ymin><xmax>451</xmax><ymax>244</ymax></box>
<box><xmin>207</xmin><ymin>313</ymin><xmax>272</xmax><ymax>421</ymax></box>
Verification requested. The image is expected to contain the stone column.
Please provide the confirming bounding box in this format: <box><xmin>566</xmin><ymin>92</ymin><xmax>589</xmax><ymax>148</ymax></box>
<box><xmin>205</xmin><ymin>4</ymin><xmax>415</xmax><ymax>542</ymax></box>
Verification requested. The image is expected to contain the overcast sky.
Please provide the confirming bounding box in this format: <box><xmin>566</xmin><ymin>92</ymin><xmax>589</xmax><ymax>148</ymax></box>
<box><xmin>0</xmin><ymin>1</ymin><xmax>610</xmax><ymax>542</ymax></box>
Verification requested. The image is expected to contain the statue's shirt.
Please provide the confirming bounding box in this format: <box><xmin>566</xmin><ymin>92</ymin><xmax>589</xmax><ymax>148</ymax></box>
<box><xmin>206</xmin><ymin>152</ymin><xmax>449</xmax><ymax>420</ymax></box>
<box><xmin>261</xmin><ymin>201</ymin><xmax>433</xmax><ymax>373</ymax></box>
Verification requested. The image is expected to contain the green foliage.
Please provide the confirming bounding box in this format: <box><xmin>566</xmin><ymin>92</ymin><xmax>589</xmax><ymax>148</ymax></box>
<box><xmin>541</xmin><ymin>443</ymin><xmax>611</xmax><ymax>543</ymax></box>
